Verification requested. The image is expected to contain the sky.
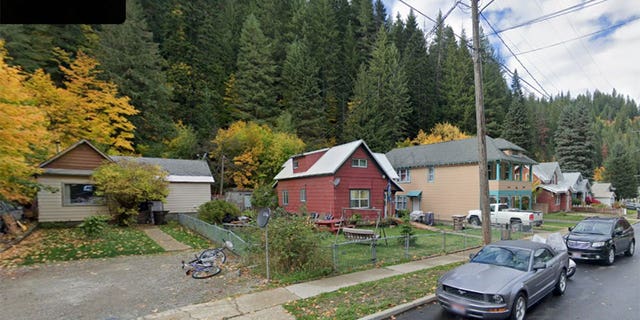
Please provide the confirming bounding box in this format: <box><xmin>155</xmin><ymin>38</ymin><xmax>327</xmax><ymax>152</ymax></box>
<box><xmin>383</xmin><ymin>0</ymin><xmax>640</xmax><ymax>103</ymax></box>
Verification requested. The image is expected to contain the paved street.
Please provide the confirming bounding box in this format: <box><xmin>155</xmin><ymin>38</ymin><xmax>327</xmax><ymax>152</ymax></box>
<box><xmin>393</xmin><ymin>225</ymin><xmax>640</xmax><ymax>320</ymax></box>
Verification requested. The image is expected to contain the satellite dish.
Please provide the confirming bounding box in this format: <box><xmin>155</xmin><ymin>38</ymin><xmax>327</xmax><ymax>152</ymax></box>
<box><xmin>333</xmin><ymin>177</ymin><xmax>341</xmax><ymax>187</ymax></box>
<box><xmin>257</xmin><ymin>208</ymin><xmax>271</xmax><ymax>228</ymax></box>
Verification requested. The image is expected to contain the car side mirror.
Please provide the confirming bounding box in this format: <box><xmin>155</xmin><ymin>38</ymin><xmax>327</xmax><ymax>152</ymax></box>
<box><xmin>614</xmin><ymin>230</ymin><xmax>623</xmax><ymax>236</ymax></box>
<box><xmin>469</xmin><ymin>252</ymin><xmax>476</xmax><ymax>260</ymax></box>
<box><xmin>533</xmin><ymin>262</ymin><xmax>546</xmax><ymax>270</ymax></box>
<box><xmin>568</xmin><ymin>226</ymin><xmax>574</xmax><ymax>232</ymax></box>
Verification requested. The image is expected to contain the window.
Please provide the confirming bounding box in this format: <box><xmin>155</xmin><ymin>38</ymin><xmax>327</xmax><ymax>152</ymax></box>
<box><xmin>395</xmin><ymin>195</ymin><xmax>408</xmax><ymax>210</ymax></box>
<box><xmin>427</xmin><ymin>166</ymin><xmax>435</xmax><ymax>182</ymax></box>
<box><xmin>398</xmin><ymin>169</ymin><xmax>410</xmax><ymax>182</ymax></box>
<box><xmin>300</xmin><ymin>188</ymin><xmax>307</xmax><ymax>202</ymax></box>
<box><xmin>63</xmin><ymin>183</ymin><xmax>102</xmax><ymax>206</ymax></box>
<box><xmin>349</xmin><ymin>189</ymin><xmax>370</xmax><ymax>208</ymax></box>
<box><xmin>351</xmin><ymin>158</ymin><xmax>367</xmax><ymax>168</ymax></box>
<box><xmin>534</xmin><ymin>248</ymin><xmax>554</xmax><ymax>265</ymax></box>
<box><xmin>293</xmin><ymin>160</ymin><xmax>299</xmax><ymax>169</ymax></box>
<box><xmin>555</xmin><ymin>194</ymin><xmax>561</xmax><ymax>205</ymax></box>
<box><xmin>282</xmin><ymin>190</ymin><xmax>289</xmax><ymax>205</ymax></box>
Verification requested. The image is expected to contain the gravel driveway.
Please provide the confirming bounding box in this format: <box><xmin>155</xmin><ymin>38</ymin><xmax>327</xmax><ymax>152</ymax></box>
<box><xmin>0</xmin><ymin>251</ymin><xmax>264</xmax><ymax>320</ymax></box>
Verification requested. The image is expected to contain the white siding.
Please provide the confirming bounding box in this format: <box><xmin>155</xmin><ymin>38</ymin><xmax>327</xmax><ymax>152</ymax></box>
<box><xmin>37</xmin><ymin>175</ymin><xmax>108</xmax><ymax>222</ymax></box>
<box><xmin>165</xmin><ymin>183</ymin><xmax>212</xmax><ymax>213</ymax></box>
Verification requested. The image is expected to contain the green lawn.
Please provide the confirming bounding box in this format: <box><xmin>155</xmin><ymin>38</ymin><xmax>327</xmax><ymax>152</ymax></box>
<box><xmin>283</xmin><ymin>261</ymin><xmax>464</xmax><ymax>320</ymax></box>
<box><xmin>0</xmin><ymin>221</ymin><xmax>212</xmax><ymax>267</ymax></box>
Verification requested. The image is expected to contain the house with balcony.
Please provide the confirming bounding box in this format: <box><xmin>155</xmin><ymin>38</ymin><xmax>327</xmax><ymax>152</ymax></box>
<box><xmin>385</xmin><ymin>136</ymin><xmax>537</xmax><ymax>221</ymax></box>
<box><xmin>273</xmin><ymin>140</ymin><xmax>403</xmax><ymax>221</ymax></box>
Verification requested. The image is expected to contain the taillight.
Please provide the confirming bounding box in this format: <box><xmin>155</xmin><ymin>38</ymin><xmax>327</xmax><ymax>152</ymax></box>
<box><xmin>529</xmin><ymin>214</ymin><xmax>534</xmax><ymax>221</ymax></box>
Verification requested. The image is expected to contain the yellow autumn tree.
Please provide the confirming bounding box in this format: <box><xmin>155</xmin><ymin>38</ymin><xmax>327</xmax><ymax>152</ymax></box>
<box><xmin>58</xmin><ymin>50</ymin><xmax>138</xmax><ymax>153</ymax></box>
<box><xmin>593</xmin><ymin>166</ymin><xmax>605</xmax><ymax>182</ymax></box>
<box><xmin>212</xmin><ymin>121</ymin><xmax>305</xmax><ymax>189</ymax></box>
<box><xmin>397</xmin><ymin>122</ymin><xmax>470</xmax><ymax>147</ymax></box>
<box><xmin>0</xmin><ymin>41</ymin><xmax>50</xmax><ymax>202</ymax></box>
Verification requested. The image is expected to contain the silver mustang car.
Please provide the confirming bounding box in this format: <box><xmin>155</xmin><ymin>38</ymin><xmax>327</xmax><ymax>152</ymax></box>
<box><xmin>436</xmin><ymin>240</ymin><xmax>569</xmax><ymax>320</ymax></box>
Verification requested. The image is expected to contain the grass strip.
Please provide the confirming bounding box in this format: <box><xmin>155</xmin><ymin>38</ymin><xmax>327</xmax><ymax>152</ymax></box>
<box><xmin>159</xmin><ymin>221</ymin><xmax>212</xmax><ymax>249</ymax></box>
<box><xmin>283</xmin><ymin>261</ymin><xmax>463</xmax><ymax>320</ymax></box>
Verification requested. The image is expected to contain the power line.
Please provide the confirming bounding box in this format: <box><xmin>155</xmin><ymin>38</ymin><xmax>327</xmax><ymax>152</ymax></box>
<box><xmin>396</xmin><ymin>0</ymin><xmax>551</xmax><ymax>99</ymax></box>
<box><xmin>480</xmin><ymin>12</ymin><xmax>551</xmax><ymax>98</ymax></box>
<box><xmin>513</xmin><ymin>17</ymin><xmax>640</xmax><ymax>56</ymax></box>
<box><xmin>492</xmin><ymin>0</ymin><xmax>607</xmax><ymax>35</ymax></box>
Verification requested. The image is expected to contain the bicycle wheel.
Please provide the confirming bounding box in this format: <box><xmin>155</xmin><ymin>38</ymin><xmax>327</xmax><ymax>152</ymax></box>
<box><xmin>199</xmin><ymin>249</ymin><xmax>226</xmax><ymax>265</ymax></box>
<box><xmin>191</xmin><ymin>265</ymin><xmax>221</xmax><ymax>279</ymax></box>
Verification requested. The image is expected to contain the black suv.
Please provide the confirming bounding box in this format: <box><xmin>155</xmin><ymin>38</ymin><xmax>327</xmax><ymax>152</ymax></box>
<box><xmin>565</xmin><ymin>216</ymin><xmax>635</xmax><ymax>265</ymax></box>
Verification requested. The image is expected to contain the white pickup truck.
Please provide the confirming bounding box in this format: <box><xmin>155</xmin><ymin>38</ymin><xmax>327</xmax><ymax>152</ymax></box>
<box><xmin>467</xmin><ymin>203</ymin><xmax>543</xmax><ymax>227</ymax></box>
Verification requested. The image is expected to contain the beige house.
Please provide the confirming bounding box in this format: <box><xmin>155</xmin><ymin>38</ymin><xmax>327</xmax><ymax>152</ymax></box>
<box><xmin>385</xmin><ymin>137</ymin><xmax>537</xmax><ymax>221</ymax></box>
<box><xmin>36</xmin><ymin>140</ymin><xmax>214</xmax><ymax>222</ymax></box>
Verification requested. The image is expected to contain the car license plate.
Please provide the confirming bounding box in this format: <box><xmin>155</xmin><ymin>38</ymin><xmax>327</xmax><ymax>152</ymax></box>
<box><xmin>451</xmin><ymin>303</ymin><xmax>466</xmax><ymax>314</ymax></box>
<box><xmin>572</xmin><ymin>252</ymin><xmax>581</xmax><ymax>258</ymax></box>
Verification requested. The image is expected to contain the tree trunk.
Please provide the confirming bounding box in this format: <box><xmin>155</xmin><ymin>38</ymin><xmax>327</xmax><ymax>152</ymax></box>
<box><xmin>1</xmin><ymin>214</ymin><xmax>22</xmax><ymax>235</ymax></box>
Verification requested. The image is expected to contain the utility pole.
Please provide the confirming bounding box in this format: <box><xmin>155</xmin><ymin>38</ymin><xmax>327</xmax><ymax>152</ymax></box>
<box><xmin>471</xmin><ymin>0</ymin><xmax>491</xmax><ymax>244</ymax></box>
<box><xmin>220</xmin><ymin>155</ymin><xmax>225</xmax><ymax>197</ymax></box>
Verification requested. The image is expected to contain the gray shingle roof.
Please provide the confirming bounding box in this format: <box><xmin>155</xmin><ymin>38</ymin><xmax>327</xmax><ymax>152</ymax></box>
<box><xmin>112</xmin><ymin>156</ymin><xmax>214</xmax><ymax>182</ymax></box>
<box><xmin>385</xmin><ymin>136</ymin><xmax>536</xmax><ymax>169</ymax></box>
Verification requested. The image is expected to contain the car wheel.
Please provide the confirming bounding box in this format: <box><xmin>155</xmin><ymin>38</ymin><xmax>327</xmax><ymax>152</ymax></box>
<box><xmin>554</xmin><ymin>269</ymin><xmax>567</xmax><ymax>295</ymax></box>
<box><xmin>469</xmin><ymin>216</ymin><xmax>481</xmax><ymax>226</ymax></box>
<box><xmin>510</xmin><ymin>293</ymin><xmax>527</xmax><ymax>320</ymax></box>
<box><xmin>605</xmin><ymin>247</ymin><xmax>615</xmax><ymax>265</ymax></box>
<box><xmin>625</xmin><ymin>241</ymin><xmax>635</xmax><ymax>257</ymax></box>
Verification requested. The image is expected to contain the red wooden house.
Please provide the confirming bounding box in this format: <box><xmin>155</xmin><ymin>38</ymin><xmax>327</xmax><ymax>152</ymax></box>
<box><xmin>273</xmin><ymin>140</ymin><xmax>403</xmax><ymax>221</ymax></box>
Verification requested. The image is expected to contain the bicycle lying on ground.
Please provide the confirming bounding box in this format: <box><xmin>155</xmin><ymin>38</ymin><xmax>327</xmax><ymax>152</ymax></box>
<box><xmin>181</xmin><ymin>240</ymin><xmax>233</xmax><ymax>279</ymax></box>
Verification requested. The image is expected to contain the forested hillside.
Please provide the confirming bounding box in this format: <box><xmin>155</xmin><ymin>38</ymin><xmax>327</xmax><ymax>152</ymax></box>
<box><xmin>1</xmin><ymin>0</ymin><xmax>639</xmax><ymax>200</ymax></box>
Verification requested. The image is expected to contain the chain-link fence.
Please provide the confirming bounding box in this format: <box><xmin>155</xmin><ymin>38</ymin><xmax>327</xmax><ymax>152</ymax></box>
<box><xmin>177</xmin><ymin>214</ymin><xmax>250</xmax><ymax>255</ymax></box>
<box><xmin>177</xmin><ymin>214</ymin><xmax>535</xmax><ymax>274</ymax></box>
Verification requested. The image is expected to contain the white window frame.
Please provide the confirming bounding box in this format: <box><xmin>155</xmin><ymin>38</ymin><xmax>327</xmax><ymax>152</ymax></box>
<box><xmin>351</xmin><ymin>158</ymin><xmax>367</xmax><ymax>168</ymax></box>
<box><xmin>282</xmin><ymin>190</ymin><xmax>289</xmax><ymax>205</ymax></box>
<box><xmin>395</xmin><ymin>195</ymin><xmax>408</xmax><ymax>210</ymax></box>
<box><xmin>349</xmin><ymin>189</ymin><xmax>370</xmax><ymax>208</ymax></box>
<box><xmin>300</xmin><ymin>188</ymin><xmax>307</xmax><ymax>202</ymax></box>
<box><xmin>427</xmin><ymin>166</ymin><xmax>435</xmax><ymax>183</ymax></box>
<box><xmin>398</xmin><ymin>169</ymin><xmax>410</xmax><ymax>182</ymax></box>
<box><xmin>555</xmin><ymin>193</ymin><xmax>561</xmax><ymax>205</ymax></box>
<box><xmin>293</xmin><ymin>160</ymin><xmax>299</xmax><ymax>169</ymax></box>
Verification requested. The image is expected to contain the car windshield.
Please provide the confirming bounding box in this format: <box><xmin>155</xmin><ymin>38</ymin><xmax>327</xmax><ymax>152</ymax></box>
<box><xmin>471</xmin><ymin>246</ymin><xmax>531</xmax><ymax>271</ymax></box>
<box><xmin>572</xmin><ymin>220</ymin><xmax>612</xmax><ymax>235</ymax></box>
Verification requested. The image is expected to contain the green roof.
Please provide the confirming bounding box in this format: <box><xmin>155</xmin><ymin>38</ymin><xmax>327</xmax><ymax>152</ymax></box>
<box><xmin>406</xmin><ymin>190</ymin><xmax>422</xmax><ymax>197</ymax></box>
<box><xmin>385</xmin><ymin>136</ymin><xmax>536</xmax><ymax>169</ymax></box>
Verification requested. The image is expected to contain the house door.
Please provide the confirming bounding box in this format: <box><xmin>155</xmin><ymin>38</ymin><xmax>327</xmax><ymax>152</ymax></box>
<box><xmin>412</xmin><ymin>198</ymin><xmax>421</xmax><ymax>212</ymax></box>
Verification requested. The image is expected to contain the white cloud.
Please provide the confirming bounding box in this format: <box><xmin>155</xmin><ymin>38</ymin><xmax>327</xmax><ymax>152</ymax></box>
<box><xmin>385</xmin><ymin>0</ymin><xmax>640</xmax><ymax>103</ymax></box>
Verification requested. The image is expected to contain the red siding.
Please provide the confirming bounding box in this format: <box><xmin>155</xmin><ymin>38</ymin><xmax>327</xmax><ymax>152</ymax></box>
<box><xmin>276</xmin><ymin>145</ymin><xmax>395</xmax><ymax>218</ymax></box>
<box><xmin>536</xmin><ymin>190</ymin><xmax>571</xmax><ymax>212</ymax></box>
<box><xmin>293</xmin><ymin>151</ymin><xmax>326</xmax><ymax>174</ymax></box>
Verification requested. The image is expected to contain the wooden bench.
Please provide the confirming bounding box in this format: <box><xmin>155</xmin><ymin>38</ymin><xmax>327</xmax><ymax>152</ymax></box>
<box><xmin>342</xmin><ymin>227</ymin><xmax>379</xmax><ymax>241</ymax></box>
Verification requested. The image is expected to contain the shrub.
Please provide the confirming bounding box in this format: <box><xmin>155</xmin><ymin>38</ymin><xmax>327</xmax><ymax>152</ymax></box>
<box><xmin>397</xmin><ymin>216</ymin><xmax>416</xmax><ymax>245</ymax></box>
<box><xmin>197</xmin><ymin>200</ymin><xmax>241</xmax><ymax>224</ymax></box>
<box><xmin>247</xmin><ymin>214</ymin><xmax>332</xmax><ymax>279</ymax></box>
<box><xmin>78</xmin><ymin>215</ymin><xmax>110</xmax><ymax>238</ymax></box>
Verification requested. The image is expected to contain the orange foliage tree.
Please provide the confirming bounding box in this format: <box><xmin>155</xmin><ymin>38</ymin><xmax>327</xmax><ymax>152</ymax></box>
<box><xmin>58</xmin><ymin>50</ymin><xmax>138</xmax><ymax>153</ymax></box>
<box><xmin>212</xmin><ymin>121</ymin><xmax>305</xmax><ymax>189</ymax></box>
<box><xmin>0</xmin><ymin>42</ymin><xmax>50</xmax><ymax>202</ymax></box>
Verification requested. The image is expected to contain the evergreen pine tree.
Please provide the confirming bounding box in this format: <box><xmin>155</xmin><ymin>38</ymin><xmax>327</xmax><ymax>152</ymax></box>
<box><xmin>281</xmin><ymin>40</ymin><xmax>326</xmax><ymax>149</ymax></box>
<box><xmin>501</xmin><ymin>71</ymin><xmax>532</xmax><ymax>151</ymax></box>
<box><xmin>554</xmin><ymin>103</ymin><xmax>595</xmax><ymax>179</ymax></box>
<box><xmin>95</xmin><ymin>0</ymin><xmax>174</xmax><ymax>155</ymax></box>
<box><xmin>234</xmin><ymin>14</ymin><xmax>278</xmax><ymax>125</ymax></box>
<box><xmin>604</xmin><ymin>144</ymin><xmax>638</xmax><ymax>199</ymax></box>
<box><xmin>344</xmin><ymin>28</ymin><xmax>410</xmax><ymax>152</ymax></box>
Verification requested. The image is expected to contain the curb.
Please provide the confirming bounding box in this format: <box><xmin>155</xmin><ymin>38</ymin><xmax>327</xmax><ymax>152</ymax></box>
<box><xmin>358</xmin><ymin>294</ymin><xmax>437</xmax><ymax>320</ymax></box>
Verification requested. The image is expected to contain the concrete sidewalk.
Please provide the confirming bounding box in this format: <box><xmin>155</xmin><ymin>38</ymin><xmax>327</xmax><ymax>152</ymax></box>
<box><xmin>142</xmin><ymin>226</ymin><xmax>191</xmax><ymax>251</ymax></box>
<box><xmin>139</xmin><ymin>250</ymin><xmax>473</xmax><ymax>320</ymax></box>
